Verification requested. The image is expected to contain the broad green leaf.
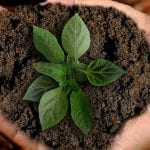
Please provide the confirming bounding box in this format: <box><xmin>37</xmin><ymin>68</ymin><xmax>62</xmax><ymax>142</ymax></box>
<box><xmin>62</xmin><ymin>13</ymin><xmax>90</xmax><ymax>61</ymax></box>
<box><xmin>33</xmin><ymin>26</ymin><xmax>64</xmax><ymax>63</ymax></box>
<box><xmin>23</xmin><ymin>76</ymin><xmax>57</xmax><ymax>103</ymax></box>
<box><xmin>86</xmin><ymin>59</ymin><xmax>125</xmax><ymax>86</ymax></box>
<box><xmin>33</xmin><ymin>62</ymin><xmax>67</xmax><ymax>83</ymax></box>
<box><xmin>39</xmin><ymin>87</ymin><xmax>68</xmax><ymax>130</ymax></box>
<box><xmin>70</xmin><ymin>89</ymin><xmax>93</xmax><ymax>134</ymax></box>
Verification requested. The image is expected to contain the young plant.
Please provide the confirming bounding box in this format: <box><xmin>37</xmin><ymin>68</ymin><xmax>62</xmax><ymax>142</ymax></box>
<box><xmin>23</xmin><ymin>13</ymin><xmax>125</xmax><ymax>134</ymax></box>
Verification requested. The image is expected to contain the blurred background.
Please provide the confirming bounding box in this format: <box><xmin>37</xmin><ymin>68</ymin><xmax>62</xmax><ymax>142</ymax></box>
<box><xmin>0</xmin><ymin>0</ymin><xmax>150</xmax><ymax>15</ymax></box>
<box><xmin>116</xmin><ymin>0</ymin><xmax>150</xmax><ymax>15</ymax></box>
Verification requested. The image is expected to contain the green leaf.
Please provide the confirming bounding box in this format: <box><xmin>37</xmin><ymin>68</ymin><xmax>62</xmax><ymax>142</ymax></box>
<box><xmin>69</xmin><ymin>79</ymin><xmax>79</xmax><ymax>92</ymax></box>
<box><xmin>66</xmin><ymin>55</ymin><xmax>74</xmax><ymax>66</ymax></box>
<box><xmin>75</xmin><ymin>62</ymin><xmax>87</xmax><ymax>70</ymax></box>
<box><xmin>74</xmin><ymin>63</ymin><xmax>88</xmax><ymax>82</ymax></box>
<box><xmin>39</xmin><ymin>87</ymin><xmax>68</xmax><ymax>130</ymax></box>
<box><xmin>23</xmin><ymin>76</ymin><xmax>57</xmax><ymax>103</ymax></box>
<box><xmin>62</xmin><ymin>13</ymin><xmax>90</xmax><ymax>61</ymax></box>
<box><xmin>33</xmin><ymin>62</ymin><xmax>67</xmax><ymax>83</ymax></box>
<box><xmin>63</xmin><ymin>80</ymin><xmax>71</xmax><ymax>95</ymax></box>
<box><xmin>70</xmin><ymin>89</ymin><xmax>93</xmax><ymax>134</ymax></box>
<box><xmin>75</xmin><ymin>71</ymin><xmax>87</xmax><ymax>82</ymax></box>
<box><xmin>63</xmin><ymin>79</ymin><xmax>79</xmax><ymax>95</ymax></box>
<box><xmin>86</xmin><ymin>59</ymin><xmax>125</xmax><ymax>86</ymax></box>
<box><xmin>33</xmin><ymin>26</ymin><xmax>64</xmax><ymax>63</ymax></box>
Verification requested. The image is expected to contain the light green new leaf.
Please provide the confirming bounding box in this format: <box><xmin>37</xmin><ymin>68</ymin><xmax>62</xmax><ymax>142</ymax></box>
<box><xmin>33</xmin><ymin>62</ymin><xmax>67</xmax><ymax>83</ymax></box>
<box><xmin>33</xmin><ymin>26</ymin><xmax>64</xmax><ymax>63</ymax></box>
<box><xmin>23</xmin><ymin>76</ymin><xmax>57</xmax><ymax>103</ymax></box>
<box><xmin>86</xmin><ymin>59</ymin><xmax>125</xmax><ymax>86</ymax></box>
<box><xmin>70</xmin><ymin>89</ymin><xmax>93</xmax><ymax>134</ymax></box>
<box><xmin>62</xmin><ymin>13</ymin><xmax>90</xmax><ymax>61</ymax></box>
<box><xmin>39</xmin><ymin>87</ymin><xmax>68</xmax><ymax>130</ymax></box>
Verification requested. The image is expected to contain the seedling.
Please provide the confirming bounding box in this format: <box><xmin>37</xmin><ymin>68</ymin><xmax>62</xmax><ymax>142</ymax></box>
<box><xmin>23</xmin><ymin>13</ymin><xmax>125</xmax><ymax>134</ymax></box>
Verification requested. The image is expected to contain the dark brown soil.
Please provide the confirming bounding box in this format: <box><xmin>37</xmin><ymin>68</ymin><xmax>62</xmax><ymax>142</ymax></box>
<box><xmin>0</xmin><ymin>4</ymin><xmax>150</xmax><ymax>150</ymax></box>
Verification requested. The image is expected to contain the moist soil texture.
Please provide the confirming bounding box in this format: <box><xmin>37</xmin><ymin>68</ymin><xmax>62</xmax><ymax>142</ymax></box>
<box><xmin>0</xmin><ymin>4</ymin><xmax>150</xmax><ymax>150</ymax></box>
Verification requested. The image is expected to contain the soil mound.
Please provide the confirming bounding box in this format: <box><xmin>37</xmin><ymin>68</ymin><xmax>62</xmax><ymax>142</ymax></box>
<box><xmin>0</xmin><ymin>4</ymin><xmax>149</xmax><ymax>149</ymax></box>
